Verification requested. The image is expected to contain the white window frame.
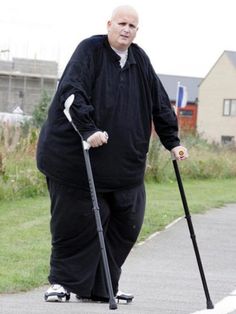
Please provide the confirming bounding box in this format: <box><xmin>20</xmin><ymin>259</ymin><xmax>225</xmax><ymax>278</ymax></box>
<box><xmin>223</xmin><ymin>99</ymin><xmax>236</xmax><ymax>116</ymax></box>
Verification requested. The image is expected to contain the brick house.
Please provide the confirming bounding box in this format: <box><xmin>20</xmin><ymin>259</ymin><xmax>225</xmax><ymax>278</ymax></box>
<box><xmin>159</xmin><ymin>74</ymin><xmax>202</xmax><ymax>133</ymax></box>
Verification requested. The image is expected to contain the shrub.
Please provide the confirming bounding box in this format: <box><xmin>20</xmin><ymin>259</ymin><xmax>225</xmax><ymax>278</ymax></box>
<box><xmin>145</xmin><ymin>134</ymin><xmax>236</xmax><ymax>182</ymax></box>
<box><xmin>31</xmin><ymin>91</ymin><xmax>51</xmax><ymax>128</ymax></box>
<box><xmin>0</xmin><ymin>126</ymin><xmax>47</xmax><ymax>201</ymax></box>
<box><xmin>1</xmin><ymin>128</ymin><xmax>236</xmax><ymax>201</ymax></box>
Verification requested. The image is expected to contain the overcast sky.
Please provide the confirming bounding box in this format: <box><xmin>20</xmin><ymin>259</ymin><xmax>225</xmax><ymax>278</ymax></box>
<box><xmin>0</xmin><ymin>0</ymin><xmax>236</xmax><ymax>78</ymax></box>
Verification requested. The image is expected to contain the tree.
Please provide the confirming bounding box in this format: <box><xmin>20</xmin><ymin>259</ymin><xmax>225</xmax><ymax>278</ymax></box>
<box><xmin>32</xmin><ymin>91</ymin><xmax>51</xmax><ymax>128</ymax></box>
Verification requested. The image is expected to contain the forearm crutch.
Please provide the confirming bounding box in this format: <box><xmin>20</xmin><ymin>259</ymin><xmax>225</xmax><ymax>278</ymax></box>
<box><xmin>172</xmin><ymin>153</ymin><xmax>214</xmax><ymax>309</ymax></box>
<box><xmin>64</xmin><ymin>95</ymin><xmax>117</xmax><ymax>310</ymax></box>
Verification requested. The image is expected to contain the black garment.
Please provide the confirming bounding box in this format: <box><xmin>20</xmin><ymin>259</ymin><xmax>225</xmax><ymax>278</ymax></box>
<box><xmin>37</xmin><ymin>35</ymin><xmax>180</xmax><ymax>191</ymax></box>
<box><xmin>47</xmin><ymin>178</ymin><xmax>145</xmax><ymax>297</ymax></box>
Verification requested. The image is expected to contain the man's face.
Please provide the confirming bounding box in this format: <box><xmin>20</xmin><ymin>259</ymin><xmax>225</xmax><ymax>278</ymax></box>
<box><xmin>107</xmin><ymin>10</ymin><xmax>139</xmax><ymax>51</ymax></box>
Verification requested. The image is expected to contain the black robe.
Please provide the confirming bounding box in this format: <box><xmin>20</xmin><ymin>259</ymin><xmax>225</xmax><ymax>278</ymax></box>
<box><xmin>37</xmin><ymin>35</ymin><xmax>180</xmax><ymax>191</ymax></box>
<box><xmin>36</xmin><ymin>35</ymin><xmax>180</xmax><ymax>297</ymax></box>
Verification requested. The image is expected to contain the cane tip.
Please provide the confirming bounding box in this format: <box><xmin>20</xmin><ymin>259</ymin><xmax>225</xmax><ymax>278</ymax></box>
<box><xmin>207</xmin><ymin>300</ymin><xmax>214</xmax><ymax>309</ymax></box>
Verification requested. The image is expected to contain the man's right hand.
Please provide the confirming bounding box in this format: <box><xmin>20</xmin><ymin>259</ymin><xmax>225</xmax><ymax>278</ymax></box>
<box><xmin>87</xmin><ymin>131</ymin><xmax>109</xmax><ymax>148</ymax></box>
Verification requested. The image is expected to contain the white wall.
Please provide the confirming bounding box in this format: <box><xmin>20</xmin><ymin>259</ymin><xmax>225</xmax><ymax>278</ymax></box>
<box><xmin>197</xmin><ymin>53</ymin><xmax>236</xmax><ymax>144</ymax></box>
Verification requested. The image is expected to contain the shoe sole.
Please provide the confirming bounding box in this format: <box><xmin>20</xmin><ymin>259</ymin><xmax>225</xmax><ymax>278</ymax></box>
<box><xmin>76</xmin><ymin>295</ymin><xmax>133</xmax><ymax>304</ymax></box>
<box><xmin>45</xmin><ymin>294</ymin><xmax>70</xmax><ymax>302</ymax></box>
<box><xmin>116</xmin><ymin>294</ymin><xmax>134</xmax><ymax>303</ymax></box>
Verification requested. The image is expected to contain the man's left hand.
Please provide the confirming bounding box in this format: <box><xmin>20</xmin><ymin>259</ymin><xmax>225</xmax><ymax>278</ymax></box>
<box><xmin>171</xmin><ymin>146</ymin><xmax>189</xmax><ymax>161</ymax></box>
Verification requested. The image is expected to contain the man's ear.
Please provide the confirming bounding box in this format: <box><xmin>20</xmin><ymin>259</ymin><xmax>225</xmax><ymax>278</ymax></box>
<box><xmin>107</xmin><ymin>20</ymin><xmax>111</xmax><ymax>31</ymax></box>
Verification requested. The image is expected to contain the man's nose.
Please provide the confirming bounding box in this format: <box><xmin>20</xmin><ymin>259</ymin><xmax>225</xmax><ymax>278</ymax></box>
<box><xmin>123</xmin><ymin>25</ymin><xmax>130</xmax><ymax>33</ymax></box>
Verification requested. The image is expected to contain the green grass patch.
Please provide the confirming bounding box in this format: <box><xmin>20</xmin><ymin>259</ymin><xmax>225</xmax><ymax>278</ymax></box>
<box><xmin>0</xmin><ymin>197</ymin><xmax>50</xmax><ymax>293</ymax></box>
<box><xmin>0</xmin><ymin>153</ymin><xmax>46</xmax><ymax>201</ymax></box>
<box><xmin>140</xmin><ymin>177</ymin><xmax>236</xmax><ymax>240</ymax></box>
<box><xmin>1</xmin><ymin>178</ymin><xmax>236</xmax><ymax>293</ymax></box>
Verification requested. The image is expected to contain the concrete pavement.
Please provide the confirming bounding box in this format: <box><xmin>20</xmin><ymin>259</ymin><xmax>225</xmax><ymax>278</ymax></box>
<box><xmin>1</xmin><ymin>204</ymin><xmax>236</xmax><ymax>314</ymax></box>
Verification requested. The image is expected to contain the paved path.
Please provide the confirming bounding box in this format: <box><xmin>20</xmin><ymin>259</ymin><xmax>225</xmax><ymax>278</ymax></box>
<box><xmin>1</xmin><ymin>204</ymin><xmax>236</xmax><ymax>314</ymax></box>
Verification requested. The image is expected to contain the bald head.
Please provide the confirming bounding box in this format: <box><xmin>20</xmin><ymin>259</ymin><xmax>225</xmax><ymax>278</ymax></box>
<box><xmin>107</xmin><ymin>5</ymin><xmax>139</xmax><ymax>51</ymax></box>
<box><xmin>111</xmin><ymin>5</ymin><xmax>139</xmax><ymax>24</ymax></box>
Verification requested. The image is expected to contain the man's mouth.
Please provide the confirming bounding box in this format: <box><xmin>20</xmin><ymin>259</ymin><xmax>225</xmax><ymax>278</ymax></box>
<box><xmin>120</xmin><ymin>35</ymin><xmax>129</xmax><ymax>39</ymax></box>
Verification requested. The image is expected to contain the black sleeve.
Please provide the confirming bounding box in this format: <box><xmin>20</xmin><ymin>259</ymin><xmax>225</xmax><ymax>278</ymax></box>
<box><xmin>56</xmin><ymin>39</ymin><xmax>100</xmax><ymax>139</ymax></box>
<box><xmin>150</xmin><ymin>69</ymin><xmax>180</xmax><ymax>150</ymax></box>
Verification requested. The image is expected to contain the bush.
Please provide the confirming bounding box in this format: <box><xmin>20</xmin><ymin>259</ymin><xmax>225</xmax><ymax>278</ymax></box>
<box><xmin>0</xmin><ymin>165</ymin><xmax>46</xmax><ymax>201</ymax></box>
<box><xmin>31</xmin><ymin>91</ymin><xmax>51</xmax><ymax>128</ymax></box>
<box><xmin>0</xmin><ymin>126</ymin><xmax>47</xmax><ymax>201</ymax></box>
<box><xmin>0</xmin><ymin>90</ymin><xmax>52</xmax><ymax>200</ymax></box>
<box><xmin>145</xmin><ymin>133</ymin><xmax>236</xmax><ymax>182</ymax></box>
<box><xmin>1</xmin><ymin>128</ymin><xmax>236</xmax><ymax>201</ymax></box>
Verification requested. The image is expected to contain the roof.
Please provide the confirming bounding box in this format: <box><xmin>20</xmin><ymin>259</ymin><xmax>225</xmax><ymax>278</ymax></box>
<box><xmin>225</xmin><ymin>50</ymin><xmax>236</xmax><ymax>68</ymax></box>
<box><xmin>198</xmin><ymin>50</ymin><xmax>236</xmax><ymax>87</ymax></box>
<box><xmin>158</xmin><ymin>74</ymin><xmax>202</xmax><ymax>103</ymax></box>
<box><xmin>0</xmin><ymin>57</ymin><xmax>58</xmax><ymax>78</ymax></box>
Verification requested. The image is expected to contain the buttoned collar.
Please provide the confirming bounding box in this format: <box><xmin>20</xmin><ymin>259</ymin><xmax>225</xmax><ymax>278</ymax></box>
<box><xmin>103</xmin><ymin>36</ymin><xmax>136</xmax><ymax>66</ymax></box>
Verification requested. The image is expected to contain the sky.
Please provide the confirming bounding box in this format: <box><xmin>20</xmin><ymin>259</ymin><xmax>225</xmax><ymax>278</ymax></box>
<box><xmin>0</xmin><ymin>0</ymin><xmax>236</xmax><ymax>78</ymax></box>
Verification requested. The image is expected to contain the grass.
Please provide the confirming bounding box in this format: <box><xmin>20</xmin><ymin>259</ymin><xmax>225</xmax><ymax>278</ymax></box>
<box><xmin>0</xmin><ymin>151</ymin><xmax>46</xmax><ymax>201</ymax></box>
<box><xmin>141</xmin><ymin>177</ymin><xmax>236</xmax><ymax>240</ymax></box>
<box><xmin>146</xmin><ymin>136</ymin><xmax>236</xmax><ymax>182</ymax></box>
<box><xmin>0</xmin><ymin>197</ymin><xmax>50</xmax><ymax>293</ymax></box>
<box><xmin>1</xmin><ymin>178</ymin><xmax>236</xmax><ymax>293</ymax></box>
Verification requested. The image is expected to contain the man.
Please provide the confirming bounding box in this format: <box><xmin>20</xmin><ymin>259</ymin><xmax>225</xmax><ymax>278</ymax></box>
<box><xmin>37</xmin><ymin>5</ymin><xmax>188</xmax><ymax>303</ymax></box>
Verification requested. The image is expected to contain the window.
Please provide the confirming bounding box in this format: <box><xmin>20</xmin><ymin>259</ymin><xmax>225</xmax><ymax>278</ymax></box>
<box><xmin>231</xmin><ymin>100</ymin><xmax>236</xmax><ymax>115</ymax></box>
<box><xmin>179</xmin><ymin>109</ymin><xmax>193</xmax><ymax>117</ymax></box>
<box><xmin>221</xmin><ymin>136</ymin><xmax>235</xmax><ymax>145</ymax></box>
<box><xmin>223</xmin><ymin>99</ymin><xmax>236</xmax><ymax>116</ymax></box>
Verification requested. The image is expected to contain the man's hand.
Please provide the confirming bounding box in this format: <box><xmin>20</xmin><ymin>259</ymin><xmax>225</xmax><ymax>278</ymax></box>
<box><xmin>87</xmin><ymin>131</ymin><xmax>109</xmax><ymax>148</ymax></box>
<box><xmin>171</xmin><ymin>145</ymin><xmax>189</xmax><ymax>161</ymax></box>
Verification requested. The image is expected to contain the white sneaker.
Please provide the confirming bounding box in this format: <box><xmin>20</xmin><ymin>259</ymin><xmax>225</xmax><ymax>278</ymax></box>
<box><xmin>44</xmin><ymin>284</ymin><xmax>70</xmax><ymax>302</ymax></box>
<box><xmin>116</xmin><ymin>290</ymin><xmax>134</xmax><ymax>303</ymax></box>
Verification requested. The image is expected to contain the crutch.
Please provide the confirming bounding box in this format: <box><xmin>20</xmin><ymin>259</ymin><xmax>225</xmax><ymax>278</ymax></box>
<box><xmin>64</xmin><ymin>94</ymin><xmax>117</xmax><ymax>310</ymax></box>
<box><xmin>172</xmin><ymin>151</ymin><xmax>214</xmax><ymax>309</ymax></box>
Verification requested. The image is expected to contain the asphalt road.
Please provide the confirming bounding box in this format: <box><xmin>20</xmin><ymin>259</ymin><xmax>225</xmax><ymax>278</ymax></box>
<box><xmin>1</xmin><ymin>204</ymin><xmax>236</xmax><ymax>314</ymax></box>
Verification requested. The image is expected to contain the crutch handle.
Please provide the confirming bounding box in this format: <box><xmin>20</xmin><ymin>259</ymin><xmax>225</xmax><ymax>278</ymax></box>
<box><xmin>171</xmin><ymin>149</ymin><xmax>186</xmax><ymax>161</ymax></box>
<box><xmin>83</xmin><ymin>141</ymin><xmax>91</xmax><ymax>150</ymax></box>
<box><xmin>84</xmin><ymin>131</ymin><xmax>109</xmax><ymax>150</ymax></box>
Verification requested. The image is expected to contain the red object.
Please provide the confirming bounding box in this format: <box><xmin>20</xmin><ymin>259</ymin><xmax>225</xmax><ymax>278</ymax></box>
<box><xmin>176</xmin><ymin>103</ymin><xmax>197</xmax><ymax>133</ymax></box>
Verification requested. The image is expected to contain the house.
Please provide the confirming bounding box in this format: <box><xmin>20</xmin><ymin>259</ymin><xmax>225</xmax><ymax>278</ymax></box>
<box><xmin>159</xmin><ymin>74</ymin><xmax>202</xmax><ymax>132</ymax></box>
<box><xmin>0</xmin><ymin>58</ymin><xmax>58</xmax><ymax>114</ymax></box>
<box><xmin>197</xmin><ymin>51</ymin><xmax>236</xmax><ymax>145</ymax></box>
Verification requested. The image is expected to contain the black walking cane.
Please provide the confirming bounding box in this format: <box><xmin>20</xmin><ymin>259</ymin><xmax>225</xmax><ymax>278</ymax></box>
<box><xmin>64</xmin><ymin>94</ymin><xmax>117</xmax><ymax>310</ymax></box>
<box><xmin>172</xmin><ymin>151</ymin><xmax>214</xmax><ymax>309</ymax></box>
